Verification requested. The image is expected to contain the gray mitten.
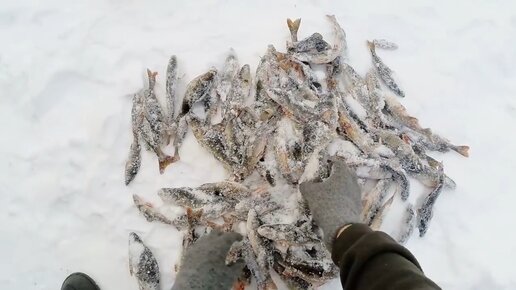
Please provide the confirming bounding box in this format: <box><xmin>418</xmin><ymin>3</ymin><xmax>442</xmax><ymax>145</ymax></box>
<box><xmin>172</xmin><ymin>230</ymin><xmax>245</xmax><ymax>290</ymax></box>
<box><xmin>299</xmin><ymin>158</ymin><xmax>362</xmax><ymax>250</ymax></box>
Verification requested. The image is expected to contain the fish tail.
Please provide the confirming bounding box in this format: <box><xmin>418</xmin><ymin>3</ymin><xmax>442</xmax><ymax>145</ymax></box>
<box><xmin>146</xmin><ymin>68</ymin><xmax>158</xmax><ymax>79</ymax></box>
<box><xmin>286</xmin><ymin>18</ymin><xmax>301</xmax><ymax>42</ymax></box>
<box><xmin>286</xmin><ymin>18</ymin><xmax>301</xmax><ymax>32</ymax></box>
<box><xmin>366</xmin><ymin>40</ymin><xmax>375</xmax><ymax>51</ymax></box>
<box><xmin>158</xmin><ymin>154</ymin><xmax>179</xmax><ymax>174</ymax></box>
<box><xmin>146</xmin><ymin>69</ymin><xmax>158</xmax><ymax>88</ymax></box>
<box><xmin>453</xmin><ymin>145</ymin><xmax>470</xmax><ymax>157</ymax></box>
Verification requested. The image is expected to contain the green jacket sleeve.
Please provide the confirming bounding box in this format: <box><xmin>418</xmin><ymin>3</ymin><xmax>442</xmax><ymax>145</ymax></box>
<box><xmin>332</xmin><ymin>224</ymin><xmax>441</xmax><ymax>290</ymax></box>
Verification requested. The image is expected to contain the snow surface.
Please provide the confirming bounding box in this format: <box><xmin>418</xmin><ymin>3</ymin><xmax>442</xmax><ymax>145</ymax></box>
<box><xmin>1</xmin><ymin>0</ymin><xmax>516</xmax><ymax>289</ymax></box>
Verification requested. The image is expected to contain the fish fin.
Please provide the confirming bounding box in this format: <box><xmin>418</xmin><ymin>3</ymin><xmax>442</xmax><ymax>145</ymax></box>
<box><xmin>454</xmin><ymin>145</ymin><xmax>470</xmax><ymax>157</ymax></box>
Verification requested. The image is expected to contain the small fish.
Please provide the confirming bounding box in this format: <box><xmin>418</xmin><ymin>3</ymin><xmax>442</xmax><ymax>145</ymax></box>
<box><xmin>224</xmin><ymin>108</ymin><xmax>255</xmax><ymax>165</ymax></box>
<box><xmin>376</xmin><ymin>129</ymin><xmax>425</xmax><ymax>173</ymax></box>
<box><xmin>364</xmin><ymin>68</ymin><xmax>390</xmax><ymax>127</ymax></box>
<box><xmin>181</xmin><ymin>208</ymin><xmax>204</xmax><ymax>251</ymax></box>
<box><xmin>326</xmin><ymin>56</ymin><xmax>342</xmax><ymax>90</ymax></box>
<box><xmin>234</xmin><ymin>196</ymin><xmax>280</xmax><ymax>221</ymax></box>
<box><xmin>158</xmin><ymin>187</ymin><xmax>220</xmax><ymax>208</ymax></box>
<box><xmin>143</xmin><ymin>69</ymin><xmax>166</xmax><ymax>141</ymax></box>
<box><xmin>398</xmin><ymin>203</ymin><xmax>416</xmax><ymax>244</ymax></box>
<box><xmin>224</xmin><ymin>64</ymin><xmax>252</xmax><ymax>116</ymax></box>
<box><xmin>158</xmin><ymin>187</ymin><xmax>234</xmax><ymax>220</ymax></box>
<box><xmin>254</xmin><ymin>46</ymin><xmax>282</xmax><ymax>121</ymax></box>
<box><xmin>417</xmin><ymin>173</ymin><xmax>446</xmax><ymax>237</ymax></box>
<box><xmin>237</xmin><ymin>119</ymin><xmax>274</xmax><ymax>180</ymax></box>
<box><xmin>279</xmin><ymin>245</ymin><xmax>338</xmax><ymax>286</ymax></box>
<box><xmin>274</xmin><ymin>118</ymin><xmax>305</xmax><ymax>184</ymax></box>
<box><xmin>400</xmin><ymin>125</ymin><xmax>470</xmax><ymax>157</ymax></box>
<box><xmin>272</xmin><ymin>256</ymin><xmax>314</xmax><ymax>290</ymax></box>
<box><xmin>370</xmin><ymin>193</ymin><xmax>395</xmax><ymax>231</ymax></box>
<box><xmin>372</xmin><ymin>39</ymin><xmax>399</xmax><ymax>50</ymax></box>
<box><xmin>126</xmin><ymin>91</ymin><xmax>144</xmax><ymax>186</ymax></box>
<box><xmin>172</xmin><ymin>115</ymin><xmax>188</xmax><ymax>160</ymax></box>
<box><xmin>139</xmin><ymin>115</ymin><xmax>175</xmax><ymax>174</ymax></box>
<box><xmin>342</xmin><ymin>63</ymin><xmax>388</xmax><ymax>129</ymax></box>
<box><xmin>205</xmin><ymin>215</ymin><xmax>237</xmax><ymax>232</ymax></box>
<box><xmin>388</xmin><ymin>165</ymin><xmax>411</xmax><ymax>201</ymax></box>
<box><xmin>225</xmin><ymin>239</ymin><xmax>245</xmax><ymax>266</ymax></box>
<box><xmin>285</xmin><ymin>242</ymin><xmax>337</xmax><ymax>268</ymax></box>
<box><xmin>266</xmin><ymin>87</ymin><xmax>317</xmax><ymax>123</ymax></box>
<box><xmin>302</xmin><ymin>120</ymin><xmax>334</xmax><ymax>157</ymax></box>
<box><xmin>128</xmin><ymin>232</ymin><xmax>160</xmax><ymax>290</ymax></box>
<box><xmin>133</xmin><ymin>194</ymin><xmax>187</xmax><ymax>228</ymax></box>
<box><xmin>367</xmin><ymin>40</ymin><xmax>405</xmax><ymax>98</ymax></box>
<box><xmin>255</xmin><ymin>144</ymin><xmax>280</xmax><ymax>186</ymax></box>
<box><xmin>230</xmin><ymin>237</ymin><xmax>277</xmax><ymax>290</ymax></box>
<box><xmin>179</xmin><ymin>68</ymin><xmax>217</xmax><ymax>118</ymax></box>
<box><xmin>336</xmin><ymin>98</ymin><xmax>377</xmax><ymax>156</ymax></box>
<box><xmin>343</xmin><ymin>155</ymin><xmax>410</xmax><ymax>200</ymax></box>
<box><xmin>125</xmin><ymin>135</ymin><xmax>141</xmax><ymax>185</ymax></box>
<box><xmin>342</xmin><ymin>62</ymin><xmax>365</xmax><ymax>88</ymax></box>
<box><xmin>247</xmin><ymin>209</ymin><xmax>278</xmax><ymax>290</ymax></box>
<box><xmin>286</xmin><ymin>18</ymin><xmax>301</xmax><ymax>42</ymax></box>
<box><xmin>361</xmin><ymin>178</ymin><xmax>391</xmax><ymax>224</ymax></box>
<box><xmin>211</xmin><ymin>49</ymin><xmax>239</xmax><ymax>121</ymax></box>
<box><xmin>139</xmin><ymin>69</ymin><xmax>177</xmax><ymax>173</ymax></box>
<box><xmin>198</xmin><ymin>181</ymin><xmax>252</xmax><ymax>200</ymax></box>
<box><xmin>410</xmin><ymin>165</ymin><xmax>456</xmax><ymax>189</ymax></box>
<box><xmin>315</xmin><ymin>92</ymin><xmax>339</xmax><ymax>127</ymax></box>
<box><xmin>188</xmin><ymin>115</ymin><xmax>235</xmax><ymax>171</ymax></box>
<box><xmin>165</xmin><ymin>55</ymin><xmax>178</xmax><ymax>139</ymax></box>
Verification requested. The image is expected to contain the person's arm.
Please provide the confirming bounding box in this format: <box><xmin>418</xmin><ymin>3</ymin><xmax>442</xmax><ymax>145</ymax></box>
<box><xmin>333</xmin><ymin>223</ymin><xmax>440</xmax><ymax>290</ymax></box>
<box><xmin>299</xmin><ymin>158</ymin><xmax>441</xmax><ymax>290</ymax></box>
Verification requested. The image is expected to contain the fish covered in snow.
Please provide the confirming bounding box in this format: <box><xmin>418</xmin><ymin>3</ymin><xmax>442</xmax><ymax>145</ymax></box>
<box><xmin>367</xmin><ymin>40</ymin><xmax>405</xmax><ymax>98</ymax></box>
<box><xmin>290</xmin><ymin>15</ymin><xmax>347</xmax><ymax>64</ymax></box>
<box><xmin>126</xmin><ymin>16</ymin><xmax>469</xmax><ymax>288</ymax></box>
<box><xmin>128</xmin><ymin>232</ymin><xmax>160</xmax><ymax>290</ymax></box>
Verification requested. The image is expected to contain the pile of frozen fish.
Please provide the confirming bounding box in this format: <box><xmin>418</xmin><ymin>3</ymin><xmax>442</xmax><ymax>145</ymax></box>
<box><xmin>125</xmin><ymin>16</ymin><xmax>469</xmax><ymax>289</ymax></box>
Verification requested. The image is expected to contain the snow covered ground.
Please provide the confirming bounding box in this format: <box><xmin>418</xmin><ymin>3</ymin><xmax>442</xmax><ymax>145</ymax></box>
<box><xmin>1</xmin><ymin>0</ymin><xmax>516</xmax><ymax>289</ymax></box>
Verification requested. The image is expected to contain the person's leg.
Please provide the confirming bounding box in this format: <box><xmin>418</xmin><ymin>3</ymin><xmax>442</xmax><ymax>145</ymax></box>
<box><xmin>61</xmin><ymin>272</ymin><xmax>100</xmax><ymax>290</ymax></box>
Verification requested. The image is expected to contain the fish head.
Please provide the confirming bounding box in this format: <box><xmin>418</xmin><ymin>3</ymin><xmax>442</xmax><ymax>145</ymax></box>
<box><xmin>204</xmin><ymin>68</ymin><xmax>218</xmax><ymax>81</ymax></box>
<box><xmin>129</xmin><ymin>232</ymin><xmax>143</xmax><ymax>245</ymax></box>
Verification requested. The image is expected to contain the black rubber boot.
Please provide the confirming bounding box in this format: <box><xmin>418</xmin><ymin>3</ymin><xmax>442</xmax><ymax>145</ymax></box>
<box><xmin>61</xmin><ymin>272</ymin><xmax>100</xmax><ymax>290</ymax></box>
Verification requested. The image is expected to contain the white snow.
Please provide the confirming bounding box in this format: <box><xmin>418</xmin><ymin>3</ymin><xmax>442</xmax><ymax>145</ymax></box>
<box><xmin>1</xmin><ymin>1</ymin><xmax>516</xmax><ymax>290</ymax></box>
